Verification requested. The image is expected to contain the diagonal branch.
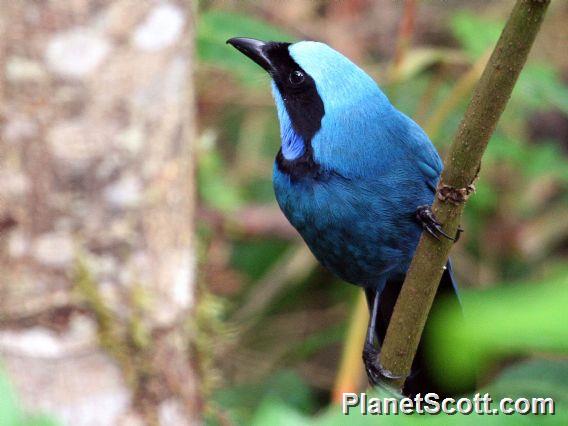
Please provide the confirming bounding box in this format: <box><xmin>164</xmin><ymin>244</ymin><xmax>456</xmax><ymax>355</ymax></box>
<box><xmin>379</xmin><ymin>0</ymin><xmax>551</xmax><ymax>390</ymax></box>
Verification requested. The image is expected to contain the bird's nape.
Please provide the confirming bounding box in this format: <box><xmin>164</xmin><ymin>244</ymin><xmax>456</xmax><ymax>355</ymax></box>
<box><xmin>227</xmin><ymin>37</ymin><xmax>471</xmax><ymax>397</ymax></box>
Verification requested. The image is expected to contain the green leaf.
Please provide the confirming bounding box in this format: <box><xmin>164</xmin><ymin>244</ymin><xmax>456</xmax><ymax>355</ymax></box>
<box><xmin>0</xmin><ymin>370</ymin><xmax>22</xmax><ymax>426</ymax></box>
<box><xmin>450</xmin><ymin>12</ymin><xmax>502</xmax><ymax>59</ymax></box>
<box><xmin>466</xmin><ymin>176</ymin><xmax>498</xmax><ymax>215</ymax></box>
<box><xmin>251</xmin><ymin>397</ymin><xmax>308</xmax><ymax>426</ymax></box>
<box><xmin>426</xmin><ymin>268</ymin><xmax>568</xmax><ymax>383</ymax></box>
<box><xmin>484</xmin><ymin>358</ymin><xmax>568</xmax><ymax>407</ymax></box>
<box><xmin>484</xmin><ymin>135</ymin><xmax>568</xmax><ymax>182</ymax></box>
<box><xmin>197</xmin><ymin>146</ymin><xmax>244</xmax><ymax>212</ymax></box>
<box><xmin>450</xmin><ymin>13</ymin><xmax>568</xmax><ymax>114</ymax></box>
<box><xmin>514</xmin><ymin>64</ymin><xmax>568</xmax><ymax>114</ymax></box>
<box><xmin>231</xmin><ymin>239</ymin><xmax>289</xmax><ymax>281</ymax></box>
<box><xmin>20</xmin><ymin>415</ymin><xmax>59</xmax><ymax>426</ymax></box>
<box><xmin>241</xmin><ymin>382</ymin><xmax>566</xmax><ymax>425</ymax></box>
<box><xmin>198</xmin><ymin>11</ymin><xmax>294</xmax><ymax>86</ymax></box>
<box><xmin>0</xmin><ymin>368</ymin><xmax>58</xmax><ymax>426</ymax></box>
<box><xmin>523</xmin><ymin>141</ymin><xmax>568</xmax><ymax>182</ymax></box>
<box><xmin>213</xmin><ymin>370</ymin><xmax>315</xmax><ymax>425</ymax></box>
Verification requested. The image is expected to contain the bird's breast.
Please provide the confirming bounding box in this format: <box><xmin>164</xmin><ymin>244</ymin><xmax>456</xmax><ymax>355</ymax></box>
<box><xmin>272</xmin><ymin>166</ymin><xmax>420</xmax><ymax>287</ymax></box>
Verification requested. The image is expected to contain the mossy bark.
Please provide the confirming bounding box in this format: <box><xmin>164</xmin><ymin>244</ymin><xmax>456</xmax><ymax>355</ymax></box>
<box><xmin>379</xmin><ymin>0</ymin><xmax>551</xmax><ymax>390</ymax></box>
<box><xmin>1</xmin><ymin>1</ymin><xmax>200</xmax><ymax>423</ymax></box>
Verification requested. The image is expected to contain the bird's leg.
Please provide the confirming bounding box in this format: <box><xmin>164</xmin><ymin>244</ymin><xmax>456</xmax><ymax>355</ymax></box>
<box><xmin>362</xmin><ymin>290</ymin><xmax>401</xmax><ymax>386</ymax></box>
<box><xmin>416</xmin><ymin>205</ymin><xmax>455</xmax><ymax>241</ymax></box>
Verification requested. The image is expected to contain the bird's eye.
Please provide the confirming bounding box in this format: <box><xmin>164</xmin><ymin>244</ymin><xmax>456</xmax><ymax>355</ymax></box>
<box><xmin>289</xmin><ymin>70</ymin><xmax>305</xmax><ymax>86</ymax></box>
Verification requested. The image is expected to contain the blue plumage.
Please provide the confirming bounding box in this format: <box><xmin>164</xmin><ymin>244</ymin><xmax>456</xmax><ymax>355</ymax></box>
<box><xmin>273</xmin><ymin>88</ymin><xmax>306</xmax><ymax>160</ymax></box>
<box><xmin>227</xmin><ymin>37</ymin><xmax>468</xmax><ymax>396</ymax></box>
<box><xmin>272</xmin><ymin>41</ymin><xmax>441</xmax><ymax>289</ymax></box>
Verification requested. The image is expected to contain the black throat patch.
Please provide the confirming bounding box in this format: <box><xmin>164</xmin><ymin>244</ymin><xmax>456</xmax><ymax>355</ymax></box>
<box><xmin>264</xmin><ymin>42</ymin><xmax>325</xmax><ymax>181</ymax></box>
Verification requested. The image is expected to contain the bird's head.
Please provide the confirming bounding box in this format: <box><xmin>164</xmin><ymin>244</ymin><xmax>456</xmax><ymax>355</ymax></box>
<box><xmin>227</xmin><ymin>38</ymin><xmax>394</xmax><ymax>172</ymax></box>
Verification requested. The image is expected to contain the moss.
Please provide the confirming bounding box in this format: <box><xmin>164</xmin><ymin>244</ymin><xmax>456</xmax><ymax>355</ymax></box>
<box><xmin>73</xmin><ymin>260</ymin><xmax>159</xmax><ymax>423</ymax></box>
<box><xmin>73</xmin><ymin>260</ymin><xmax>128</xmax><ymax>364</ymax></box>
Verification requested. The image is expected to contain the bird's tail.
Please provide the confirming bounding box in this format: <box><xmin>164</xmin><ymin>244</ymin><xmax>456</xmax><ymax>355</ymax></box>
<box><xmin>366</xmin><ymin>261</ymin><xmax>474</xmax><ymax>397</ymax></box>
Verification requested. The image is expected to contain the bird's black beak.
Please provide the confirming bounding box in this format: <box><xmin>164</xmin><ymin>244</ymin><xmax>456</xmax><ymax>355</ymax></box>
<box><xmin>227</xmin><ymin>37</ymin><xmax>273</xmax><ymax>73</ymax></box>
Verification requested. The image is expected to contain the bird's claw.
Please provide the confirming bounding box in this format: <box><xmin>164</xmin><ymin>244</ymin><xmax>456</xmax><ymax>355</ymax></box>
<box><xmin>455</xmin><ymin>225</ymin><xmax>464</xmax><ymax>242</ymax></box>
<box><xmin>362</xmin><ymin>342</ymin><xmax>401</xmax><ymax>387</ymax></box>
<box><xmin>416</xmin><ymin>205</ymin><xmax>455</xmax><ymax>242</ymax></box>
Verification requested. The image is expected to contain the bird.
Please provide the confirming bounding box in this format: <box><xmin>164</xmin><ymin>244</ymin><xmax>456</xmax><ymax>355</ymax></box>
<box><xmin>227</xmin><ymin>37</ymin><xmax>469</xmax><ymax>396</ymax></box>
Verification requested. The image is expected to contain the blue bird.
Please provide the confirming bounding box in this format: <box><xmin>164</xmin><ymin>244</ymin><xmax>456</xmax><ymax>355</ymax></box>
<box><xmin>228</xmin><ymin>37</ymin><xmax>467</xmax><ymax>396</ymax></box>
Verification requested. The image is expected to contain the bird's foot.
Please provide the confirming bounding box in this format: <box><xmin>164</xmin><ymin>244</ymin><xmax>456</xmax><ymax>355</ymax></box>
<box><xmin>455</xmin><ymin>225</ymin><xmax>464</xmax><ymax>242</ymax></box>
<box><xmin>416</xmin><ymin>205</ymin><xmax>455</xmax><ymax>241</ymax></box>
<box><xmin>362</xmin><ymin>341</ymin><xmax>401</xmax><ymax>387</ymax></box>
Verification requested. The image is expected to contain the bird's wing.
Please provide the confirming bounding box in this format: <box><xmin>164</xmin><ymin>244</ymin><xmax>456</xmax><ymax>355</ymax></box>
<box><xmin>394</xmin><ymin>110</ymin><xmax>443</xmax><ymax>194</ymax></box>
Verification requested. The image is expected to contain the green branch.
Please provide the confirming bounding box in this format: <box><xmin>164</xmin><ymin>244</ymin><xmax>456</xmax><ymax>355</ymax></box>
<box><xmin>379</xmin><ymin>0</ymin><xmax>551</xmax><ymax>390</ymax></box>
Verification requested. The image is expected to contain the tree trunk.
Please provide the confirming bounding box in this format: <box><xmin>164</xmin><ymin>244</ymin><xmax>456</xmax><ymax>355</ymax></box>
<box><xmin>0</xmin><ymin>1</ymin><xmax>199</xmax><ymax>424</ymax></box>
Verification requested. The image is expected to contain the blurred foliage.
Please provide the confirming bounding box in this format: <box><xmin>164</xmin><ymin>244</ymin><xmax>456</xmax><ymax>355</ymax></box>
<box><xmin>0</xmin><ymin>369</ymin><xmax>58</xmax><ymax>426</ymax></box>
<box><xmin>198</xmin><ymin>10</ymin><xmax>294</xmax><ymax>85</ymax></box>
<box><xmin>198</xmin><ymin>131</ymin><xmax>245</xmax><ymax>212</ymax></box>
<box><xmin>210</xmin><ymin>358</ymin><xmax>568</xmax><ymax>425</ymax></box>
<box><xmin>195</xmin><ymin>3</ymin><xmax>568</xmax><ymax>425</ymax></box>
<box><xmin>210</xmin><ymin>370</ymin><xmax>316</xmax><ymax>425</ymax></box>
<box><xmin>427</xmin><ymin>267</ymin><xmax>568</xmax><ymax>386</ymax></box>
<box><xmin>205</xmin><ymin>273</ymin><xmax>568</xmax><ymax>425</ymax></box>
<box><xmin>452</xmin><ymin>12</ymin><xmax>568</xmax><ymax>114</ymax></box>
<box><xmin>245</xmin><ymin>359</ymin><xmax>568</xmax><ymax>425</ymax></box>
